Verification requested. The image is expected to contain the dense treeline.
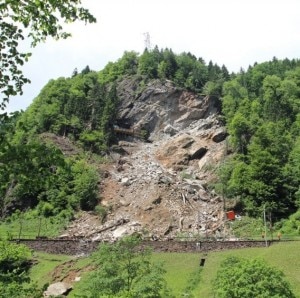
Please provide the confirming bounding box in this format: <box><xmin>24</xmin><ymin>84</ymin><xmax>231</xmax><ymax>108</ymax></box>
<box><xmin>99</xmin><ymin>47</ymin><xmax>229</xmax><ymax>94</ymax></box>
<box><xmin>1</xmin><ymin>48</ymin><xmax>299</xmax><ymax>224</ymax></box>
<box><xmin>0</xmin><ymin>48</ymin><xmax>229</xmax><ymax>218</ymax></box>
<box><xmin>19</xmin><ymin>71</ymin><xmax>118</xmax><ymax>152</ymax></box>
<box><xmin>0</xmin><ymin>68</ymin><xmax>119</xmax><ymax>217</ymax></box>
<box><xmin>0</xmin><ymin>111</ymin><xmax>99</xmax><ymax>218</ymax></box>
<box><xmin>219</xmin><ymin>57</ymin><xmax>300</xmax><ymax>217</ymax></box>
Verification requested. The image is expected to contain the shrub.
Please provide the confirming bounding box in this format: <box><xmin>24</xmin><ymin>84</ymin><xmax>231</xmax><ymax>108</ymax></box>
<box><xmin>213</xmin><ymin>256</ymin><xmax>295</xmax><ymax>298</ymax></box>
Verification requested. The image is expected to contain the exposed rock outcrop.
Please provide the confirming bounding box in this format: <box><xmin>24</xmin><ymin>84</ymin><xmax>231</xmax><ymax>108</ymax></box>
<box><xmin>116</xmin><ymin>79</ymin><xmax>221</xmax><ymax>139</ymax></box>
<box><xmin>62</xmin><ymin>78</ymin><xmax>228</xmax><ymax>242</ymax></box>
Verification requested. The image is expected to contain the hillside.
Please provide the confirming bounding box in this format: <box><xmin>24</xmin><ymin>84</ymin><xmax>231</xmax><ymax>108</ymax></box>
<box><xmin>62</xmin><ymin>78</ymin><xmax>227</xmax><ymax>241</ymax></box>
<box><xmin>1</xmin><ymin>51</ymin><xmax>300</xmax><ymax>241</ymax></box>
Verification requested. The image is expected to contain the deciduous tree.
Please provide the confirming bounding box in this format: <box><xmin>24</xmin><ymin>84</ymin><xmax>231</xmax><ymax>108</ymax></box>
<box><xmin>213</xmin><ymin>256</ymin><xmax>295</xmax><ymax>298</ymax></box>
<box><xmin>0</xmin><ymin>241</ymin><xmax>42</xmax><ymax>297</ymax></box>
<box><xmin>82</xmin><ymin>236</ymin><xmax>173</xmax><ymax>298</ymax></box>
<box><xmin>0</xmin><ymin>0</ymin><xmax>96</xmax><ymax>109</ymax></box>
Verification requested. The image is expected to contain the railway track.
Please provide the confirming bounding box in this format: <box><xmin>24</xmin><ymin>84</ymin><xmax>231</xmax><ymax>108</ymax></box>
<box><xmin>11</xmin><ymin>238</ymin><xmax>284</xmax><ymax>256</ymax></box>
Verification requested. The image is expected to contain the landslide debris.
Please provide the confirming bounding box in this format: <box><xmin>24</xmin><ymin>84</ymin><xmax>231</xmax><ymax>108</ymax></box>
<box><xmin>62</xmin><ymin>78</ymin><xmax>229</xmax><ymax>241</ymax></box>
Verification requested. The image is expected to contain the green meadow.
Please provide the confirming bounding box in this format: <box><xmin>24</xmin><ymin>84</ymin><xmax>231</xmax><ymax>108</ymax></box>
<box><xmin>29</xmin><ymin>241</ymin><xmax>300</xmax><ymax>297</ymax></box>
<box><xmin>153</xmin><ymin>241</ymin><xmax>300</xmax><ymax>297</ymax></box>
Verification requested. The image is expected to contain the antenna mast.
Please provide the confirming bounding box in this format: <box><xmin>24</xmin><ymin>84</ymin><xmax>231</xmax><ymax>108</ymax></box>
<box><xmin>143</xmin><ymin>32</ymin><xmax>151</xmax><ymax>50</ymax></box>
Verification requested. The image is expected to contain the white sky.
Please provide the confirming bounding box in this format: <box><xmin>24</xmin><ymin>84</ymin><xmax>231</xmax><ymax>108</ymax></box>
<box><xmin>5</xmin><ymin>0</ymin><xmax>300</xmax><ymax>113</ymax></box>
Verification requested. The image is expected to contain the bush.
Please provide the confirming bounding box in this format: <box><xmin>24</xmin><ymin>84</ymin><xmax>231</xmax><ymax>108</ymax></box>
<box><xmin>275</xmin><ymin>210</ymin><xmax>300</xmax><ymax>236</ymax></box>
<box><xmin>213</xmin><ymin>256</ymin><xmax>295</xmax><ymax>298</ymax></box>
<box><xmin>0</xmin><ymin>241</ymin><xmax>32</xmax><ymax>283</ymax></box>
<box><xmin>81</xmin><ymin>235</ymin><xmax>173</xmax><ymax>297</ymax></box>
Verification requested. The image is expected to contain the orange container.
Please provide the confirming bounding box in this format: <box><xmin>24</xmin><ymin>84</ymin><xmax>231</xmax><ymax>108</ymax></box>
<box><xmin>226</xmin><ymin>211</ymin><xmax>235</xmax><ymax>220</ymax></box>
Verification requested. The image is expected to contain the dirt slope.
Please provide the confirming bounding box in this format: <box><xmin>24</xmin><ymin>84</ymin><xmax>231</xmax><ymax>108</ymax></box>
<box><xmin>61</xmin><ymin>79</ymin><xmax>229</xmax><ymax>241</ymax></box>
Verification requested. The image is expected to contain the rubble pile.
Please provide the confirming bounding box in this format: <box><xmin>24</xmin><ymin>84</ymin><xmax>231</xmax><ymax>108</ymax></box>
<box><xmin>62</xmin><ymin>79</ymin><xmax>229</xmax><ymax>242</ymax></box>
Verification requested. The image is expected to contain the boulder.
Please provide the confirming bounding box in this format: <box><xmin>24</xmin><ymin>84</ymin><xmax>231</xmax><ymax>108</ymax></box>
<box><xmin>212</xmin><ymin>128</ymin><xmax>227</xmax><ymax>143</ymax></box>
<box><xmin>189</xmin><ymin>147</ymin><xmax>207</xmax><ymax>160</ymax></box>
<box><xmin>44</xmin><ymin>282</ymin><xmax>72</xmax><ymax>297</ymax></box>
<box><xmin>121</xmin><ymin>177</ymin><xmax>131</xmax><ymax>186</ymax></box>
<box><xmin>112</xmin><ymin>226</ymin><xmax>128</xmax><ymax>239</ymax></box>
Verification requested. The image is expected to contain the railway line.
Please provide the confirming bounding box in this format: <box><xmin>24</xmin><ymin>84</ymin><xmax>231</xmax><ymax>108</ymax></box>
<box><xmin>11</xmin><ymin>237</ymin><xmax>284</xmax><ymax>256</ymax></box>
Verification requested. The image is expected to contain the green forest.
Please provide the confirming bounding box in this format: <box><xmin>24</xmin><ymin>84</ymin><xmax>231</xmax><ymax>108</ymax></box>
<box><xmin>1</xmin><ymin>48</ymin><xmax>300</xmax><ymax>232</ymax></box>
<box><xmin>1</xmin><ymin>1</ymin><xmax>300</xmax><ymax>297</ymax></box>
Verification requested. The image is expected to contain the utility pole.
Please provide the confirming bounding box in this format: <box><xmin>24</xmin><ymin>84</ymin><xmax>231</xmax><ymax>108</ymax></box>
<box><xmin>269</xmin><ymin>210</ymin><xmax>273</xmax><ymax>241</ymax></box>
<box><xmin>197</xmin><ymin>211</ymin><xmax>200</xmax><ymax>240</ymax></box>
<box><xmin>263</xmin><ymin>204</ymin><xmax>268</xmax><ymax>247</ymax></box>
<box><xmin>222</xmin><ymin>138</ymin><xmax>228</xmax><ymax>240</ymax></box>
<box><xmin>222</xmin><ymin>183</ymin><xmax>227</xmax><ymax>240</ymax></box>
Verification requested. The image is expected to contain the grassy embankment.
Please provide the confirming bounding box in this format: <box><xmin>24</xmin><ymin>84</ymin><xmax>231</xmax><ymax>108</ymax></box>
<box><xmin>0</xmin><ymin>213</ymin><xmax>70</xmax><ymax>239</ymax></box>
<box><xmin>2</xmin><ymin>212</ymin><xmax>299</xmax><ymax>296</ymax></box>
<box><xmin>156</xmin><ymin>241</ymin><xmax>300</xmax><ymax>297</ymax></box>
<box><xmin>29</xmin><ymin>241</ymin><xmax>300</xmax><ymax>297</ymax></box>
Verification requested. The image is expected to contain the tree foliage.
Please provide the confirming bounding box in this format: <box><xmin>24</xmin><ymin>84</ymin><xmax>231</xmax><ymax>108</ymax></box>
<box><xmin>5</xmin><ymin>49</ymin><xmax>228</xmax><ymax>217</ymax></box>
<box><xmin>213</xmin><ymin>256</ymin><xmax>295</xmax><ymax>298</ymax></box>
<box><xmin>0</xmin><ymin>113</ymin><xmax>99</xmax><ymax>216</ymax></box>
<box><xmin>220</xmin><ymin>58</ymin><xmax>300</xmax><ymax>216</ymax></box>
<box><xmin>0</xmin><ymin>241</ymin><xmax>31</xmax><ymax>280</ymax></box>
<box><xmin>0</xmin><ymin>241</ymin><xmax>42</xmax><ymax>297</ymax></box>
<box><xmin>2</xmin><ymin>42</ymin><xmax>300</xmax><ymax>228</ymax></box>
<box><xmin>0</xmin><ymin>0</ymin><xmax>96</xmax><ymax>109</ymax></box>
<box><xmin>81</xmin><ymin>236</ymin><xmax>173</xmax><ymax>298</ymax></box>
<box><xmin>131</xmin><ymin>48</ymin><xmax>229</xmax><ymax>93</ymax></box>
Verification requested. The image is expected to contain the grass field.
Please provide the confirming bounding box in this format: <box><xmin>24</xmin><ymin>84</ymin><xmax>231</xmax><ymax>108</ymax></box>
<box><xmin>29</xmin><ymin>240</ymin><xmax>300</xmax><ymax>297</ymax></box>
<box><xmin>29</xmin><ymin>253</ymin><xmax>73</xmax><ymax>287</ymax></box>
<box><xmin>153</xmin><ymin>241</ymin><xmax>300</xmax><ymax>297</ymax></box>
<box><xmin>0</xmin><ymin>214</ymin><xmax>69</xmax><ymax>240</ymax></box>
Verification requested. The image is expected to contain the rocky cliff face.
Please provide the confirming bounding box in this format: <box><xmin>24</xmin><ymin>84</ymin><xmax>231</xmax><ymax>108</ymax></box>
<box><xmin>64</xmin><ymin>78</ymin><xmax>229</xmax><ymax>241</ymax></box>
<box><xmin>116</xmin><ymin>79</ymin><xmax>221</xmax><ymax>139</ymax></box>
